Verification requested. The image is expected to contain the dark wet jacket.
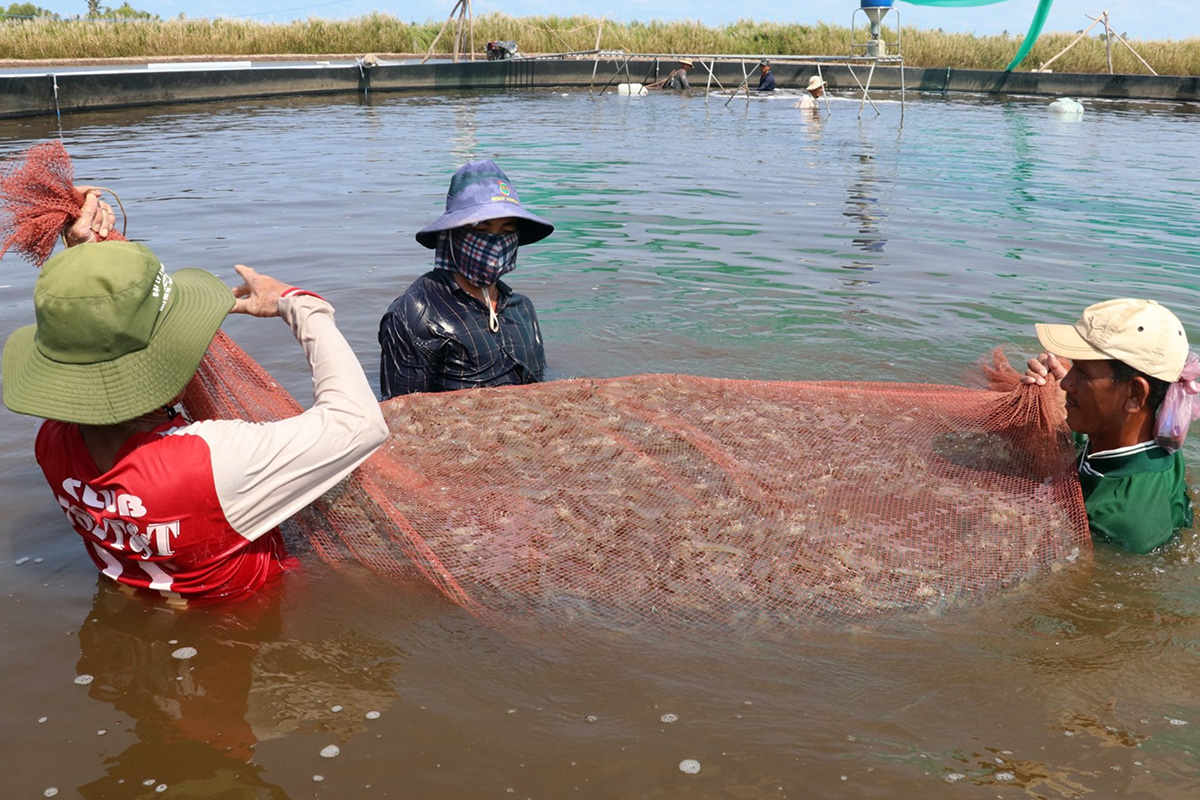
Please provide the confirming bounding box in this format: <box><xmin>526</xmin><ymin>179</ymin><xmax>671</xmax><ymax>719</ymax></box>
<box><xmin>664</xmin><ymin>68</ymin><xmax>691</xmax><ymax>90</ymax></box>
<box><xmin>757</xmin><ymin>71</ymin><xmax>776</xmax><ymax>91</ymax></box>
<box><xmin>378</xmin><ymin>269</ymin><xmax>545</xmax><ymax>398</ymax></box>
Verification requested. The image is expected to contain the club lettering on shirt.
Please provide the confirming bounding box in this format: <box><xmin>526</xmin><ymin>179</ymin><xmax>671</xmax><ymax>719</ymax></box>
<box><xmin>60</xmin><ymin>477</ymin><xmax>82</xmax><ymax>502</ymax></box>
<box><xmin>126</xmin><ymin>529</ymin><xmax>151</xmax><ymax>557</ymax></box>
<box><xmin>57</xmin><ymin>494</ymin><xmax>95</xmax><ymax>532</ymax></box>
<box><xmin>147</xmin><ymin>521</ymin><xmax>181</xmax><ymax>558</ymax></box>
<box><xmin>101</xmin><ymin>517</ymin><xmax>135</xmax><ymax>549</ymax></box>
<box><xmin>82</xmin><ymin>484</ymin><xmax>115</xmax><ymax>512</ymax></box>
<box><xmin>55</xmin><ymin>481</ymin><xmax>178</xmax><ymax>559</ymax></box>
<box><xmin>117</xmin><ymin>494</ymin><xmax>146</xmax><ymax>518</ymax></box>
<box><xmin>61</xmin><ymin>477</ymin><xmax>144</xmax><ymax>517</ymax></box>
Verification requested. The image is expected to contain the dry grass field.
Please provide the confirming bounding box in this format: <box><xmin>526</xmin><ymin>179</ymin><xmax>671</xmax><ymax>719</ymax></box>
<box><xmin>0</xmin><ymin>13</ymin><xmax>1195</xmax><ymax>74</ymax></box>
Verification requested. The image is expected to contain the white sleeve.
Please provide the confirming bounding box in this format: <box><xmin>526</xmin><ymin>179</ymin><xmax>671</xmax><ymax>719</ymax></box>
<box><xmin>178</xmin><ymin>292</ymin><xmax>389</xmax><ymax>540</ymax></box>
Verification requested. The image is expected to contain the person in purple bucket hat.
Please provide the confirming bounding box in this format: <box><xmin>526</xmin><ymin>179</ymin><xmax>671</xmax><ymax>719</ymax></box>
<box><xmin>378</xmin><ymin>159</ymin><xmax>554</xmax><ymax>398</ymax></box>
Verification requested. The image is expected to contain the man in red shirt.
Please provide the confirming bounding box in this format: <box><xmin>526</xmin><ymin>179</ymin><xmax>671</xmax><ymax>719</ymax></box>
<box><xmin>3</xmin><ymin>214</ymin><xmax>387</xmax><ymax>602</ymax></box>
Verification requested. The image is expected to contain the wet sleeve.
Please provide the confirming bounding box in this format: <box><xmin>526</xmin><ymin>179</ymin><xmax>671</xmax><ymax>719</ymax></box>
<box><xmin>186</xmin><ymin>294</ymin><xmax>389</xmax><ymax>541</ymax></box>
<box><xmin>379</xmin><ymin>293</ymin><xmax>443</xmax><ymax>398</ymax></box>
<box><xmin>527</xmin><ymin>303</ymin><xmax>546</xmax><ymax>382</ymax></box>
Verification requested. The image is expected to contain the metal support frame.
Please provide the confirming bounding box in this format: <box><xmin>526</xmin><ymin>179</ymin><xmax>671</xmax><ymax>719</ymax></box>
<box><xmin>421</xmin><ymin>0</ymin><xmax>474</xmax><ymax>65</ymax></box>
<box><xmin>581</xmin><ymin>47</ymin><xmax>905</xmax><ymax>120</ymax></box>
<box><xmin>847</xmin><ymin>5</ymin><xmax>904</xmax><ymax>118</ymax></box>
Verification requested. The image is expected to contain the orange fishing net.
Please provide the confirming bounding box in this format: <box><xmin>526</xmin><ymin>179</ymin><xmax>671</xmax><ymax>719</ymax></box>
<box><xmin>187</xmin><ymin>342</ymin><xmax>1091</xmax><ymax>629</ymax></box>
<box><xmin>6</xmin><ymin>141</ymin><xmax>1093</xmax><ymax>630</ymax></box>
<box><xmin>0</xmin><ymin>140</ymin><xmax>125</xmax><ymax>265</ymax></box>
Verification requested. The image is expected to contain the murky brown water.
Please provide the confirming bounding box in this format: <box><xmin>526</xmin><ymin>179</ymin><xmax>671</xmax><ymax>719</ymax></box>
<box><xmin>2</xmin><ymin>89</ymin><xmax>1199</xmax><ymax>799</ymax></box>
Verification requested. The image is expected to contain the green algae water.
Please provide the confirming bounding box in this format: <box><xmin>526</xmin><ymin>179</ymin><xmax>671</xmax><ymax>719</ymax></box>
<box><xmin>2</xmin><ymin>89</ymin><xmax>1200</xmax><ymax>798</ymax></box>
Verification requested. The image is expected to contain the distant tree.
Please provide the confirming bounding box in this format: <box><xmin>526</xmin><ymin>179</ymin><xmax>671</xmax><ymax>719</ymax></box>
<box><xmin>99</xmin><ymin>2</ymin><xmax>157</xmax><ymax>19</ymax></box>
<box><xmin>2</xmin><ymin>1</ymin><xmax>59</xmax><ymax>18</ymax></box>
<box><xmin>84</xmin><ymin>0</ymin><xmax>157</xmax><ymax>19</ymax></box>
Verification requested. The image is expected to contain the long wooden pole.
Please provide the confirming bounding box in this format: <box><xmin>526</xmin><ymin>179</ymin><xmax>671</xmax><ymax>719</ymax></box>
<box><xmin>1109</xmin><ymin>26</ymin><xmax>1159</xmax><ymax>74</ymax></box>
<box><xmin>456</xmin><ymin>0</ymin><xmax>468</xmax><ymax>62</ymax></box>
<box><xmin>724</xmin><ymin>60</ymin><xmax>753</xmax><ymax>107</ymax></box>
<box><xmin>589</xmin><ymin>16</ymin><xmax>605</xmax><ymax>93</ymax></box>
<box><xmin>421</xmin><ymin>0</ymin><xmax>464</xmax><ymax>65</ymax></box>
<box><xmin>1037</xmin><ymin>14</ymin><xmax>1103</xmax><ymax>72</ymax></box>
<box><xmin>1102</xmin><ymin>11</ymin><xmax>1113</xmax><ymax>73</ymax></box>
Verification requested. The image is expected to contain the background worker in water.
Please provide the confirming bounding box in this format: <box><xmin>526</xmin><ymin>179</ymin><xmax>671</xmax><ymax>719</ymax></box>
<box><xmin>756</xmin><ymin>60</ymin><xmax>776</xmax><ymax>91</ymax></box>
<box><xmin>662</xmin><ymin>58</ymin><xmax>693</xmax><ymax>90</ymax></box>
<box><xmin>378</xmin><ymin>159</ymin><xmax>554</xmax><ymax>398</ymax></box>
<box><xmin>795</xmin><ymin>75</ymin><xmax>826</xmax><ymax>110</ymax></box>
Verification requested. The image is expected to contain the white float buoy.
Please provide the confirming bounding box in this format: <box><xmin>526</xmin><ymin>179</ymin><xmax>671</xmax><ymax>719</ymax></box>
<box><xmin>616</xmin><ymin>83</ymin><xmax>648</xmax><ymax>96</ymax></box>
<box><xmin>1048</xmin><ymin>97</ymin><xmax>1084</xmax><ymax>117</ymax></box>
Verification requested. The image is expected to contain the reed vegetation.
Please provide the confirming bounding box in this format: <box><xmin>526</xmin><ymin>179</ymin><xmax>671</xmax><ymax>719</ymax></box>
<box><xmin>0</xmin><ymin>13</ymin><xmax>1197</xmax><ymax>75</ymax></box>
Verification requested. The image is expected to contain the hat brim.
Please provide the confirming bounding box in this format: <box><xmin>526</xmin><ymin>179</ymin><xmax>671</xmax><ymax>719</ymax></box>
<box><xmin>415</xmin><ymin>201</ymin><xmax>555</xmax><ymax>249</ymax></box>
<box><xmin>1035</xmin><ymin>322</ymin><xmax>1108</xmax><ymax>362</ymax></box>
<box><xmin>3</xmin><ymin>268</ymin><xmax>234</xmax><ymax>425</ymax></box>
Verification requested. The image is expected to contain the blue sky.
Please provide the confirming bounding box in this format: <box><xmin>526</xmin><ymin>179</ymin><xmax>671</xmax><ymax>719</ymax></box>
<box><xmin>31</xmin><ymin>0</ymin><xmax>1198</xmax><ymax>42</ymax></box>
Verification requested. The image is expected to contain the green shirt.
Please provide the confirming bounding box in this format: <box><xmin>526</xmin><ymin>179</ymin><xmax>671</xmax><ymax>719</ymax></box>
<box><xmin>1077</xmin><ymin>437</ymin><xmax>1193</xmax><ymax>554</ymax></box>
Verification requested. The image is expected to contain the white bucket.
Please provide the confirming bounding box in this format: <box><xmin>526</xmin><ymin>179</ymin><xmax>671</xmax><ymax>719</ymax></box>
<box><xmin>616</xmin><ymin>83</ymin><xmax>648</xmax><ymax>96</ymax></box>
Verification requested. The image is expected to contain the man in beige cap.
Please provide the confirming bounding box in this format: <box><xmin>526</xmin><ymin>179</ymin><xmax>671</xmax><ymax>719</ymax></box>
<box><xmin>795</xmin><ymin>75</ymin><xmax>827</xmax><ymax>111</ymax></box>
<box><xmin>661</xmin><ymin>58</ymin><xmax>694</xmax><ymax>91</ymax></box>
<box><xmin>1024</xmin><ymin>298</ymin><xmax>1196</xmax><ymax>553</ymax></box>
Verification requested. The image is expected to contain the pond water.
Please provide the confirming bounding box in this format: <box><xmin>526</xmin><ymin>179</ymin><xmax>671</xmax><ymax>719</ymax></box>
<box><xmin>2</xmin><ymin>88</ymin><xmax>1200</xmax><ymax>799</ymax></box>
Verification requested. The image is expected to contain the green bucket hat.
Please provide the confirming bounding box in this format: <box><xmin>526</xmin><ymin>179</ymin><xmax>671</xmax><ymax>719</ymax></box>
<box><xmin>2</xmin><ymin>241</ymin><xmax>234</xmax><ymax>425</ymax></box>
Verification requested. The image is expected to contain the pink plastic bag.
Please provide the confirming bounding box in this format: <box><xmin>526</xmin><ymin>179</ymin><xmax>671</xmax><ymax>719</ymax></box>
<box><xmin>1155</xmin><ymin>352</ymin><xmax>1200</xmax><ymax>453</ymax></box>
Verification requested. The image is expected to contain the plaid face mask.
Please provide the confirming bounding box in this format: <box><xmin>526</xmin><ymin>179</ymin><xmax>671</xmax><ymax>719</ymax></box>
<box><xmin>442</xmin><ymin>228</ymin><xmax>520</xmax><ymax>287</ymax></box>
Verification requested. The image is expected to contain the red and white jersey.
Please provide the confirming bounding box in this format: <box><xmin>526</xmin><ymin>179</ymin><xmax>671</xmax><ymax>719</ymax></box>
<box><xmin>35</xmin><ymin>292</ymin><xmax>388</xmax><ymax>602</ymax></box>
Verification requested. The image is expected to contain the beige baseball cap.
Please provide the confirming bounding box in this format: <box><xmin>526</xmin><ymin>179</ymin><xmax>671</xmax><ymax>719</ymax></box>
<box><xmin>1035</xmin><ymin>298</ymin><xmax>1189</xmax><ymax>382</ymax></box>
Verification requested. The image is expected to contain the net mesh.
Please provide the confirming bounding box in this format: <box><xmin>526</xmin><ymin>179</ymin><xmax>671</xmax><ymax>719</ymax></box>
<box><xmin>0</xmin><ymin>140</ymin><xmax>126</xmax><ymax>266</ymax></box>
<box><xmin>187</xmin><ymin>339</ymin><xmax>1091</xmax><ymax>630</ymax></box>
<box><xmin>901</xmin><ymin>0</ymin><xmax>1055</xmax><ymax>71</ymax></box>
<box><xmin>6</xmin><ymin>141</ymin><xmax>1093</xmax><ymax>630</ymax></box>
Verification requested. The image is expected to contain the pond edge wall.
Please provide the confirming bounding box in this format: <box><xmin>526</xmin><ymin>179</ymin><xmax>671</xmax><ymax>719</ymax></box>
<box><xmin>1</xmin><ymin>58</ymin><xmax>1197</xmax><ymax>119</ymax></box>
